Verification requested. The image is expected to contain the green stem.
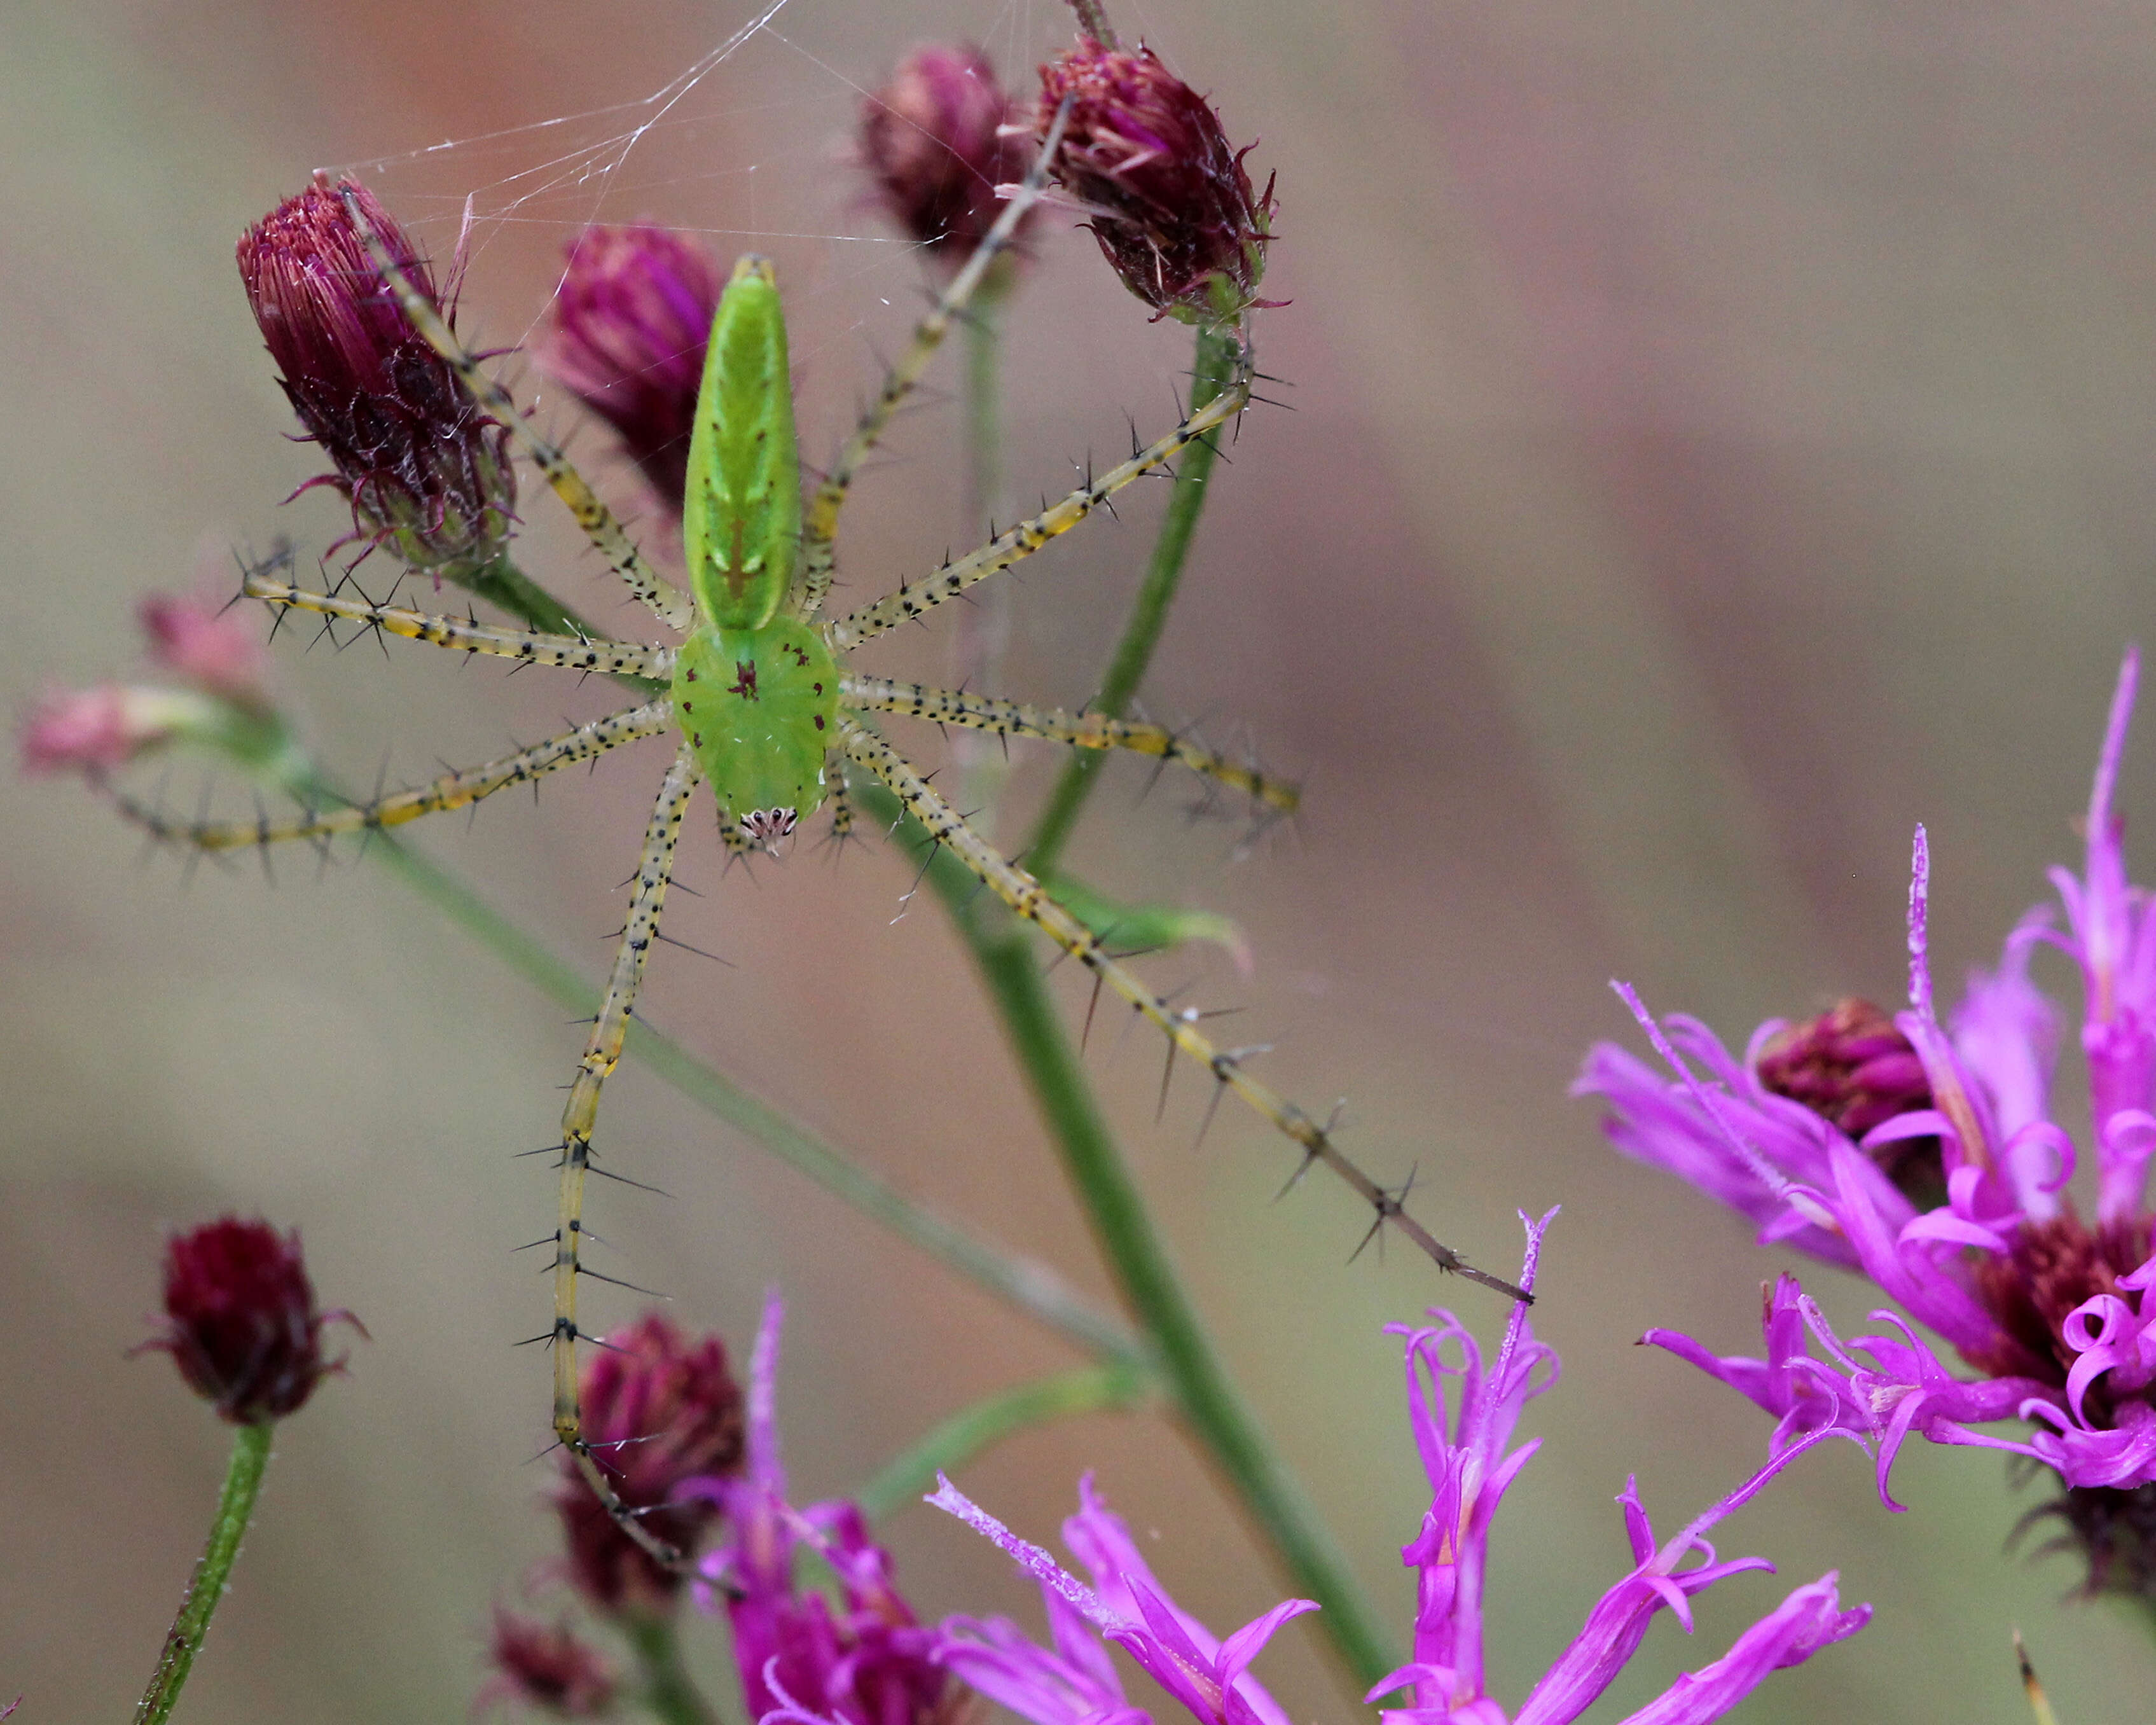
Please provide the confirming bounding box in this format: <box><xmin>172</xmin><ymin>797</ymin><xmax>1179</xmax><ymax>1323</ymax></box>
<box><xmin>623</xmin><ymin>1612</ymin><xmax>717</xmax><ymax>1725</ymax></box>
<box><xmin>134</xmin><ymin>1420</ymin><xmax>274</xmax><ymax>1725</ymax></box>
<box><xmin>962</xmin><ymin>279</ymin><xmax>1005</xmax><ymax>535</ymax></box>
<box><xmin>845</xmin><ymin>777</ymin><xmax>1396</xmax><ymax>1698</ymax></box>
<box><xmin>338</xmin><ymin>819</ymin><xmax>1145</xmax><ymax>1371</ymax></box>
<box><xmin>856</xmin><ymin>1361</ymin><xmax>1152</xmax><ymax>1522</ymax></box>
<box><xmin>1025</xmin><ymin>321</ymin><xmax>1239</xmax><ymax>878</ymax></box>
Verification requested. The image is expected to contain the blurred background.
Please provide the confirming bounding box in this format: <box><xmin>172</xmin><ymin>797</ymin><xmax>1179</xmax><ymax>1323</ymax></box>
<box><xmin>5</xmin><ymin>0</ymin><xmax>2155</xmax><ymax>1718</ymax></box>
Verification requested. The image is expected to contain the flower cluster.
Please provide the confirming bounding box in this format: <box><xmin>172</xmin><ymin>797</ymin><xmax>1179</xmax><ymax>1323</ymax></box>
<box><xmin>860</xmin><ymin>46</ymin><xmax>1034</xmax><ymax>264</ymax></box>
<box><xmin>556</xmin><ymin>1312</ymin><xmax>745</xmax><ymax>1615</ymax></box>
<box><xmin>238</xmin><ymin>175</ymin><xmax>516</xmax><ymax>579</ymax></box>
<box><xmin>136</xmin><ymin>1217</ymin><xmax>359</xmax><ymax>1424</ymax></box>
<box><xmin>1580</xmin><ymin>649</ymin><xmax>2156</xmax><ymax>1597</ymax></box>
<box><xmin>932</xmin><ymin>1216</ymin><xmax>1865</xmax><ymax>1725</ymax></box>
<box><xmin>1035</xmin><ymin>39</ymin><xmax>1275</xmax><ymax>322</ymax></box>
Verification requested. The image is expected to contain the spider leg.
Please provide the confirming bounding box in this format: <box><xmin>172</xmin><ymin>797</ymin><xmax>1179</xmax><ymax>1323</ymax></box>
<box><xmin>841</xmin><ymin>677</ymin><xmax>1297</xmax><ymax>817</ymax></box>
<box><xmin>245</xmin><ymin>571</ymin><xmax>674</xmax><ymax>680</ymax></box>
<box><xmin>340</xmin><ymin>188</ymin><xmax>697</xmax><ymax>634</ymax></box>
<box><xmin>824</xmin><ymin>749</ymin><xmax>855</xmax><ymax>843</ymax></box>
<box><xmin>115</xmin><ymin>700</ymin><xmax>673</xmax><ymax>852</ymax></box>
<box><xmin>826</xmin><ymin>357</ymin><xmax>1252</xmax><ymax>652</ymax></box>
<box><xmin>839</xmin><ymin>719</ymin><xmax>1526</xmax><ymax>1301</ymax></box>
<box><xmin>552</xmin><ymin>744</ymin><xmax>699</xmax><ymax>1453</ymax></box>
<box><xmin>787</xmin><ymin>98</ymin><xmax>1077</xmax><ymax>623</ymax></box>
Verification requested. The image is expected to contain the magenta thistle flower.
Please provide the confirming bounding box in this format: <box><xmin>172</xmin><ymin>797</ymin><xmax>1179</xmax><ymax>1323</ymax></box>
<box><xmin>135</xmin><ymin>1217</ymin><xmax>360</xmax><ymax>1424</ymax></box>
<box><xmin>557</xmin><ymin>1311</ymin><xmax>745</xmax><ymax>1614</ymax></box>
<box><xmin>934</xmin><ymin>1215</ymin><xmax>1863</xmax><ymax>1725</ymax></box>
<box><xmin>1035</xmin><ymin>39</ymin><xmax>1276</xmax><ymax>322</ymax></box>
<box><xmin>860</xmin><ymin>45</ymin><xmax>1034</xmax><ymax>264</ymax></box>
<box><xmin>478</xmin><ymin>1610</ymin><xmax>619</xmax><ymax>1719</ymax></box>
<box><xmin>1580</xmin><ymin>648</ymin><xmax>2156</xmax><ymax>1596</ymax></box>
<box><xmin>541</xmin><ymin>225</ymin><xmax>726</xmax><ymax>513</ymax></box>
<box><xmin>237</xmin><ymin>175</ymin><xmax>516</xmax><ymax>579</ymax></box>
<box><xmin>20</xmin><ymin>684</ymin><xmax>198</xmax><ymax>777</ymax></box>
<box><xmin>697</xmin><ymin>1294</ymin><xmax>951</xmax><ymax>1725</ymax></box>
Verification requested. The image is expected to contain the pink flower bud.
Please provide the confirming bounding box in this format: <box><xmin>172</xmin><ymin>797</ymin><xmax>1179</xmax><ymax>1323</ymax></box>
<box><xmin>139</xmin><ymin>592</ymin><xmax>267</xmax><ymax>708</ymax></box>
<box><xmin>237</xmin><ymin>176</ymin><xmax>516</xmax><ymax>577</ymax></box>
<box><xmin>19</xmin><ymin>685</ymin><xmax>188</xmax><ymax>777</ymax></box>
<box><xmin>556</xmin><ymin>1313</ymin><xmax>745</xmax><ymax>1612</ymax></box>
<box><xmin>1036</xmin><ymin>39</ymin><xmax>1276</xmax><ymax>321</ymax></box>
<box><xmin>541</xmin><ymin>226</ymin><xmax>726</xmax><ymax>512</ymax></box>
<box><xmin>860</xmin><ymin>45</ymin><xmax>1033</xmax><ymax>262</ymax></box>
<box><xmin>137</xmin><ymin>1217</ymin><xmax>360</xmax><ymax>1424</ymax></box>
<box><xmin>479</xmin><ymin>1611</ymin><xmax>619</xmax><ymax>1718</ymax></box>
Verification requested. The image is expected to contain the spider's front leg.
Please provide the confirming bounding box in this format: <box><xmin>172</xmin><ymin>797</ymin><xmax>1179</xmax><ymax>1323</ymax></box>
<box><xmin>551</xmin><ymin>744</ymin><xmax>700</xmax><ymax>1455</ymax></box>
<box><xmin>840</xmin><ymin>718</ymin><xmax>1526</xmax><ymax>1303</ymax></box>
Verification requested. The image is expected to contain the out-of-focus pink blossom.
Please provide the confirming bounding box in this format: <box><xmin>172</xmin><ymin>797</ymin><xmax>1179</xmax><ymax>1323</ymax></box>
<box><xmin>860</xmin><ymin>46</ymin><xmax>1033</xmax><ymax>262</ymax></box>
<box><xmin>139</xmin><ymin>592</ymin><xmax>268</xmax><ymax>707</ymax></box>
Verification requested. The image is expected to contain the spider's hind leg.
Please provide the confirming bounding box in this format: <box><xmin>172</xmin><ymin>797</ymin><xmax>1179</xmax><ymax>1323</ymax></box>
<box><xmin>839</xmin><ymin>717</ymin><xmax>1526</xmax><ymax>1303</ymax></box>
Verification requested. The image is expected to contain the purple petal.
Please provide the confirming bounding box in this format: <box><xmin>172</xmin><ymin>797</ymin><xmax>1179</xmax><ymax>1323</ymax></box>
<box><xmin>1611</xmin><ymin>1576</ymin><xmax>1869</xmax><ymax>1725</ymax></box>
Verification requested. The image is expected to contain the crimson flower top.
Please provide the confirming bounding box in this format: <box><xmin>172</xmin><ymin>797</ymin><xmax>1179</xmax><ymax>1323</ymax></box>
<box><xmin>237</xmin><ymin>176</ymin><xmax>516</xmax><ymax>577</ymax></box>
<box><xmin>1036</xmin><ymin>39</ymin><xmax>1275</xmax><ymax>322</ymax></box>
<box><xmin>556</xmin><ymin>1312</ymin><xmax>745</xmax><ymax>1612</ymax></box>
<box><xmin>541</xmin><ymin>225</ymin><xmax>726</xmax><ymax>512</ymax></box>
<box><xmin>860</xmin><ymin>45</ymin><xmax>1034</xmax><ymax>263</ymax></box>
<box><xmin>139</xmin><ymin>1217</ymin><xmax>357</xmax><ymax>1424</ymax></box>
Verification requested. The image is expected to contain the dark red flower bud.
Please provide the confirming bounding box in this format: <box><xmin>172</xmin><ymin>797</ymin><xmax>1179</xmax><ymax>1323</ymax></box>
<box><xmin>539</xmin><ymin>226</ymin><xmax>726</xmax><ymax>513</ymax></box>
<box><xmin>1757</xmin><ymin>998</ymin><xmax>1942</xmax><ymax>1199</ymax></box>
<box><xmin>237</xmin><ymin>175</ymin><xmax>516</xmax><ymax>578</ymax></box>
<box><xmin>860</xmin><ymin>45</ymin><xmax>1033</xmax><ymax>263</ymax></box>
<box><xmin>137</xmin><ymin>1218</ymin><xmax>360</xmax><ymax>1423</ymax></box>
<box><xmin>557</xmin><ymin>1313</ymin><xmax>745</xmax><ymax>1613</ymax></box>
<box><xmin>1035</xmin><ymin>39</ymin><xmax>1276</xmax><ymax>322</ymax></box>
<box><xmin>479</xmin><ymin>1611</ymin><xmax>619</xmax><ymax>1718</ymax></box>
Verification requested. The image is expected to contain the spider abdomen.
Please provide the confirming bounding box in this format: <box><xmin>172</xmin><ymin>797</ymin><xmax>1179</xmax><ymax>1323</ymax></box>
<box><xmin>673</xmin><ymin>622</ymin><xmax>838</xmax><ymax>831</ymax></box>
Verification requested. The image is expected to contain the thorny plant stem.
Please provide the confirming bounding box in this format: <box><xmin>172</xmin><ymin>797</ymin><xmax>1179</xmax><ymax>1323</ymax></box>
<box><xmin>1025</xmin><ymin>321</ymin><xmax>1239</xmax><ymax>880</ymax></box>
<box><xmin>134</xmin><ymin>1419</ymin><xmax>273</xmax><ymax>1725</ymax></box>
<box><xmin>332</xmin><ymin>814</ymin><xmax>1148</xmax><ymax>1372</ymax></box>
<box><xmin>856</xmin><ymin>1361</ymin><xmax>1152</xmax><ymax>1522</ymax></box>
<box><xmin>623</xmin><ymin>1612</ymin><xmax>719</xmax><ymax>1725</ymax></box>
<box><xmin>942</xmin><ymin>864</ymin><xmax>1401</xmax><ymax>1699</ymax></box>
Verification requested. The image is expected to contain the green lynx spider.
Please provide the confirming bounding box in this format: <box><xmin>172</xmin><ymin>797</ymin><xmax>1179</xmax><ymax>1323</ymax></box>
<box><xmin>125</xmin><ymin>125</ymin><xmax>1521</xmax><ymax>1529</ymax></box>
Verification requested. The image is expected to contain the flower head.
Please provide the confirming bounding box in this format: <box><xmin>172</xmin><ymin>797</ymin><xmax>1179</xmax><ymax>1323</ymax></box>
<box><xmin>20</xmin><ymin>684</ymin><xmax>204</xmax><ymax>777</ymax></box>
<box><xmin>860</xmin><ymin>46</ymin><xmax>1033</xmax><ymax>263</ymax></box>
<box><xmin>238</xmin><ymin>175</ymin><xmax>516</xmax><ymax>578</ymax></box>
<box><xmin>935</xmin><ymin>1215</ymin><xmax>1864</xmax><ymax>1725</ymax></box>
<box><xmin>478</xmin><ymin>1611</ymin><xmax>619</xmax><ymax>1718</ymax></box>
<box><xmin>541</xmin><ymin>225</ymin><xmax>726</xmax><ymax>511</ymax></box>
<box><xmin>1580</xmin><ymin>648</ymin><xmax>2156</xmax><ymax>1597</ymax></box>
<box><xmin>557</xmin><ymin>1312</ymin><xmax>745</xmax><ymax>1614</ymax></box>
<box><xmin>1035</xmin><ymin>39</ymin><xmax>1275</xmax><ymax>322</ymax></box>
<box><xmin>139</xmin><ymin>591</ymin><xmax>268</xmax><ymax>709</ymax></box>
<box><xmin>136</xmin><ymin>1217</ymin><xmax>359</xmax><ymax>1423</ymax></box>
<box><xmin>697</xmin><ymin>1294</ymin><xmax>953</xmax><ymax>1725</ymax></box>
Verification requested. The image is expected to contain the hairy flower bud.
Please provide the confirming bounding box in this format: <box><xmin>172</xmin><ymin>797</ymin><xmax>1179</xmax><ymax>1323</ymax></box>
<box><xmin>541</xmin><ymin>226</ymin><xmax>726</xmax><ymax>513</ymax></box>
<box><xmin>237</xmin><ymin>176</ymin><xmax>516</xmax><ymax>578</ymax></box>
<box><xmin>1756</xmin><ymin>997</ymin><xmax>1941</xmax><ymax>1198</ymax></box>
<box><xmin>1036</xmin><ymin>39</ymin><xmax>1275</xmax><ymax>321</ymax></box>
<box><xmin>137</xmin><ymin>1217</ymin><xmax>359</xmax><ymax>1424</ymax></box>
<box><xmin>479</xmin><ymin>1611</ymin><xmax>619</xmax><ymax>1718</ymax></box>
<box><xmin>860</xmin><ymin>45</ymin><xmax>1033</xmax><ymax>262</ymax></box>
<box><xmin>557</xmin><ymin>1313</ymin><xmax>746</xmax><ymax>1613</ymax></box>
<box><xmin>20</xmin><ymin>685</ymin><xmax>201</xmax><ymax>777</ymax></box>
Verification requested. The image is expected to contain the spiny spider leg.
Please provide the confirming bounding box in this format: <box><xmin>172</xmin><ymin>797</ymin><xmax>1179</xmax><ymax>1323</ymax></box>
<box><xmin>824</xmin><ymin>749</ymin><xmax>855</xmax><ymax>842</ymax></box>
<box><xmin>840</xmin><ymin>719</ymin><xmax>1528</xmax><ymax>1302</ymax></box>
<box><xmin>554</xmin><ymin>744</ymin><xmax>698</xmax><ymax>1458</ymax></box>
<box><xmin>825</xmin><ymin>364</ymin><xmax>1252</xmax><ymax>651</ymax></box>
<box><xmin>789</xmin><ymin>95</ymin><xmax>1077</xmax><ymax>623</ymax></box>
<box><xmin>339</xmin><ymin>187</ymin><xmax>698</xmax><ymax>635</ymax></box>
<box><xmin>245</xmin><ymin>572</ymin><xmax>675</xmax><ymax>680</ymax></box>
<box><xmin>116</xmin><ymin>700</ymin><xmax>674</xmax><ymax>851</ymax></box>
<box><xmin>841</xmin><ymin>676</ymin><xmax>1297</xmax><ymax>816</ymax></box>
